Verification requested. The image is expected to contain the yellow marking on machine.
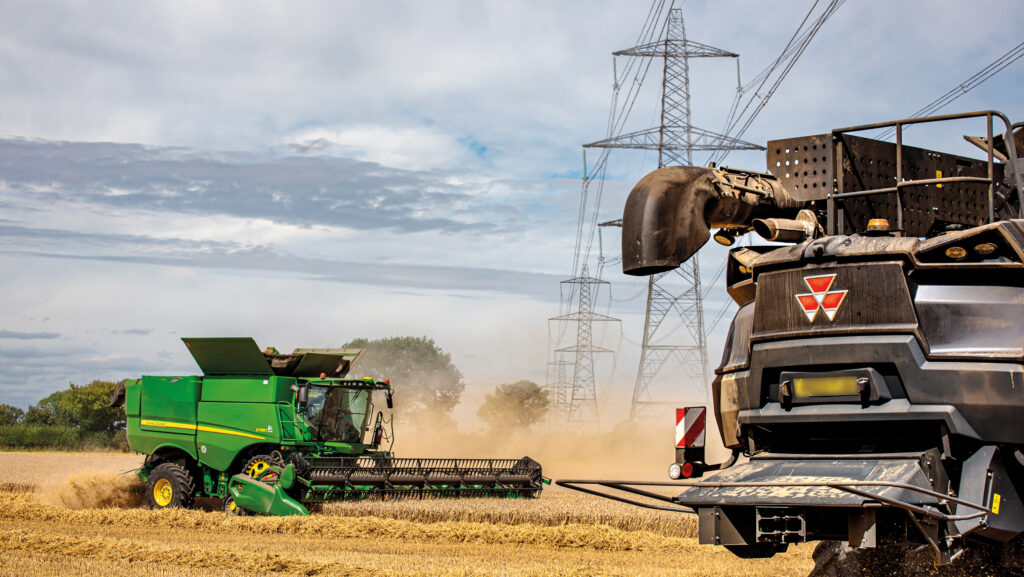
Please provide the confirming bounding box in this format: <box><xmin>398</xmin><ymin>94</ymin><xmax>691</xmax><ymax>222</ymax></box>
<box><xmin>141</xmin><ymin>419</ymin><xmax>265</xmax><ymax>440</ymax></box>
<box><xmin>140</xmin><ymin>419</ymin><xmax>197</xmax><ymax>431</ymax></box>
<box><xmin>196</xmin><ymin>425</ymin><xmax>266</xmax><ymax>440</ymax></box>
<box><xmin>993</xmin><ymin>493</ymin><xmax>1002</xmax><ymax>514</ymax></box>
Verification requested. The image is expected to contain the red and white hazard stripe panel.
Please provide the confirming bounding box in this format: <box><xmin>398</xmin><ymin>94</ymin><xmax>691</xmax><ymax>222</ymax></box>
<box><xmin>675</xmin><ymin>407</ymin><xmax>706</xmax><ymax>448</ymax></box>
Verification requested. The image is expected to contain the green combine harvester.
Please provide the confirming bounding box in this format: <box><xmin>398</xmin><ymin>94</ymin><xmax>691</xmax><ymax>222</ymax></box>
<box><xmin>109</xmin><ymin>337</ymin><xmax>544</xmax><ymax>516</ymax></box>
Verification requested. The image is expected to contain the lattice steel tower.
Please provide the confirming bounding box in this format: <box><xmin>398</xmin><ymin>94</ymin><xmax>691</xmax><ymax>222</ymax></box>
<box><xmin>584</xmin><ymin>9</ymin><xmax>761</xmax><ymax>421</ymax></box>
<box><xmin>545</xmin><ymin>357</ymin><xmax>572</xmax><ymax>424</ymax></box>
<box><xmin>548</xmin><ymin>264</ymin><xmax>618</xmax><ymax>424</ymax></box>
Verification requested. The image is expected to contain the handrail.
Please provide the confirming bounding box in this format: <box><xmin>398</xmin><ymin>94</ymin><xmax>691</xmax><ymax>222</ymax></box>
<box><xmin>831</xmin><ymin>177</ymin><xmax>993</xmax><ymax>200</ymax></box>
<box><xmin>824</xmin><ymin>110</ymin><xmax>1021</xmax><ymax>235</ymax></box>
<box><xmin>832</xmin><ymin>109</ymin><xmax>1012</xmax><ymax>134</ymax></box>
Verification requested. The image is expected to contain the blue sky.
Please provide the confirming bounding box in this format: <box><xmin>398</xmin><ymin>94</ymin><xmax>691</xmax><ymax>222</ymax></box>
<box><xmin>1</xmin><ymin>0</ymin><xmax>1022</xmax><ymax>426</ymax></box>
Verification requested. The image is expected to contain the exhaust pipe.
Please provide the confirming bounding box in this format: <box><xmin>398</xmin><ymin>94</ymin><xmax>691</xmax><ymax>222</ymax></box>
<box><xmin>621</xmin><ymin>166</ymin><xmax>805</xmax><ymax>276</ymax></box>
<box><xmin>752</xmin><ymin>210</ymin><xmax>820</xmax><ymax>243</ymax></box>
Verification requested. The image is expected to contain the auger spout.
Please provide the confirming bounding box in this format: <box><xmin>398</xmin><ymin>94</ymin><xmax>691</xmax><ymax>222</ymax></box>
<box><xmin>621</xmin><ymin>166</ymin><xmax>805</xmax><ymax>275</ymax></box>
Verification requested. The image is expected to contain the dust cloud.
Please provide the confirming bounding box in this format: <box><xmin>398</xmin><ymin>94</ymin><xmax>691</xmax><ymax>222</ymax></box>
<box><xmin>44</xmin><ymin>471</ymin><xmax>145</xmax><ymax>509</ymax></box>
<box><xmin>396</xmin><ymin>418</ymin><xmax>678</xmax><ymax>483</ymax></box>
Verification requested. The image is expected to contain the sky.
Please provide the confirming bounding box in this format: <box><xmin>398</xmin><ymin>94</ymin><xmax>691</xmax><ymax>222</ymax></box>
<box><xmin>1</xmin><ymin>0</ymin><xmax>1022</xmax><ymax>427</ymax></box>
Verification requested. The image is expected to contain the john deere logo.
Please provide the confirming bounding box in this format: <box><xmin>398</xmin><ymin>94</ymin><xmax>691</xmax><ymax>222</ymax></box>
<box><xmin>795</xmin><ymin>273</ymin><xmax>848</xmax><ymax>322</ymax></box>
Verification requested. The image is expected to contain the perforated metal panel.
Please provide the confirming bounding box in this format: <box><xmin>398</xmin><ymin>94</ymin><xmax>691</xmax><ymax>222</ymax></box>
<box><xmin>838</xmin><ymin>135</ymin><xmax>995</xmax><ymax>236</ymax></box>
<box><xmin>768</xmin><ymin>134</ymin><xmax>1006</xmax><ymax>236</ymax></box>
<box><xmin>766</xmin><ymin>133</ymin><xmax>833</xmax><ymax>202</ymax></box>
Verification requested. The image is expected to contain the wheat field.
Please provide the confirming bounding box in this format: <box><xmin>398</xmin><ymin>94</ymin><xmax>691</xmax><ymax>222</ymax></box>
<box><xmin>0</xmin><ymin>451</ymin><xmax>816</xmax><ymax>576</ymax></box>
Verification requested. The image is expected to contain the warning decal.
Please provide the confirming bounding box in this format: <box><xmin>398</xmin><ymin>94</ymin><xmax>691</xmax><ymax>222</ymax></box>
<box><xmin>675</xmin><ymin>407</ymin><xmax>706</xmax><ymax>448</ymax></box>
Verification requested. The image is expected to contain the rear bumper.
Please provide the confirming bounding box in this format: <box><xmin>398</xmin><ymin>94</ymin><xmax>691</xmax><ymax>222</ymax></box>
<box><xmin>722</xmin><ymin>334</ymin><xmax>1024</xmax><ymax>444</ymax></box>
<box><xmin>675</xmin><ymin>454</ymin><xmax>938</xmax><ymax>509</ymax></box>
<box><xmin>738</xmin><ymin>400</ymin><xmax>979</xmax><ymax>438</ymax></box>
<box><xmin>676</xmin><ymin>452</ymin><xmax>995</xmax><ymax>563</ymax></box>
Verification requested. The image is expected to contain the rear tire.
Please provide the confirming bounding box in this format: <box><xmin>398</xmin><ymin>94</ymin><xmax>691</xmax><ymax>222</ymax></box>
<box><xmin>808</xmin><ymin>542</ymin><xmax>922</xmax><ymax>577</ymax></box>
<box><xmin>145</xmin><ymin>463</ymin><xmax>195</xmax><ymax>510</ymax></box>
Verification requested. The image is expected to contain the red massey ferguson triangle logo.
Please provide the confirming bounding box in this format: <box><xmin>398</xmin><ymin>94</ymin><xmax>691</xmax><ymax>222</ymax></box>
<box><xmin>795</xmin><ymin>273</ymin><xmax>848</xmax><ymax>323</ymax></box>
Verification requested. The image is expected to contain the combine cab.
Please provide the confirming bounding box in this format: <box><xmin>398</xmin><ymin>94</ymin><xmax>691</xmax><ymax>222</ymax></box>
<box><xmin>112</xmin><ymin>337</ymin><xmax>544</xmax><ymax>515</ymax></box>
<box><xmin>559</xmin><ymin>111</ymin><xmax>1024</xmax><ymax>566</ymax></box>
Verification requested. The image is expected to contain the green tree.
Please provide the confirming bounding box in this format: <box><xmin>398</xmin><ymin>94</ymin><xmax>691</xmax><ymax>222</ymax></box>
<box><xmin>24</xmin><ymin>381</ymin><xmax>125</xmax><ymax>432</ymax></box>
<box><xmin>0</xmin><ymin>404</ymin><xmax>24</xmax><ymax>425</ymax></box>
<box><xmin>477</xmin><ymin>380</ymin><xmax>550</xmax><ymax>432</ymax></box>
<box><xmin>23</xmin><ymin>393</ymin><xmax>60</xmax><ymax>426</ymax></box>
<box><xmin>57</xmin><ymin>380</ymin><xmax>126</xmax><ymax>432</ymax></box>
<box><xmin>344</xmin><ymin>336</ymin><xmax>465</xmax><ymax>418</ymax></box>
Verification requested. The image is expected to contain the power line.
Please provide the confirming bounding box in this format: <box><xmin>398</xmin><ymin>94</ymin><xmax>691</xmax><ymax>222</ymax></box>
<box><xmin>708</xmin><ymin>0</ymin><xmax>845</xmax><ymax>165</ymax></box>
<box><xmin>570</xmin><ymin>0</ymin><xmax>671</xmax><ymax>283</ymax></box>
<box><xmin>707</xmin><ymin>298</ymin><xmax>736</xmax><ymax>334</ymax></box>
<box><xmin>550</xmin><ymin>2</ymin><xmax>671</xmax><ymax>426</ymax></box>
<box><xmin>711</xmin><ymin>0</ymin><xmax>821</xmax><ymax>151</ymax></box>
<box><xmin>877</xmin><ymin>39</ymin><xmax>1024</xmax><ymax>140</ymax></box>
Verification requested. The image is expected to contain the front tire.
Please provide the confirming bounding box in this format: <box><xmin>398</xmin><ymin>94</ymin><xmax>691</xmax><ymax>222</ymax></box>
<box><xmin>223</xmin><ymin>495</ymin><xmax>249</xmax><ymax>516</ymax></box>
<box><xmin>145</xmin><ymin>463</ymin><xmax>195</xmax><ymax>510</ymax></box>
<box><xmin>243</xmin><ymin>454</ymin><xmax>278</xmax><ymax>482</ymax></box>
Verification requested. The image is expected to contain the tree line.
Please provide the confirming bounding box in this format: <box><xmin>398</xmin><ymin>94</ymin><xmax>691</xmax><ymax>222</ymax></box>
<box><xmin>0</xmin><ymin>380</ymin><xmax>128</xmax><ymax>450</ymax></box>
<box><xmin>0</xmin><ymin>336</ymin><xmax>550</xmax><ymax>450</ymax></box>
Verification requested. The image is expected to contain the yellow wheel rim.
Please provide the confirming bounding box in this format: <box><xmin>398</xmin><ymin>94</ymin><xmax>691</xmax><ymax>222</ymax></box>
<box><xmin>228</xmin><ymin>499</ymin><xmax>238</xmax><ymax>513</ymax></box>
<box><xmin>245</xmin><ymin>460</ymin><xmax>270</xmax><ymax>479</ymax></box>
<box><xmin>153</xmin><ymin>478</ymin><xmax>173</xmax><ymax>507</ymax></box>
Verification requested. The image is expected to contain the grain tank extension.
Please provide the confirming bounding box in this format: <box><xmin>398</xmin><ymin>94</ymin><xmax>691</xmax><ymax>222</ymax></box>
<box><xmin>112</xmin><ymin>337</ymin><xmax>544</xmax><ymax>515</ymax></box>
<box><xmin>558</xmin><ymin>110</ymin><xmax>1024</xmax><ymax>565</ymax></box>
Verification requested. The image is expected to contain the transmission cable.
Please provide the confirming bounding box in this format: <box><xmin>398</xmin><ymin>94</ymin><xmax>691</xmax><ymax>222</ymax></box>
<box><xmin>568</xmin><ymin>0</ymin><xmax>668</xmax><ymax>301</ymax></box>
<box><xmin>709</xmin><ymin>0</ymin><xmax>821</xmax><ymax>159</ymax></box>
<box><xmin>708</xmin><ymin>0</ymin><xmax>845</xmax><ymax>165</ymax></box>
<box><xmin>877</xmin><ymin>39</ymin><xmax>1024</xmax><ymax>140</ymax></box>
<box><xmin>574</xmin><ymin>2</ymin><xmax>671</xmax><ymax>278</ymax></box>
<box><xmin>559</xmin><ymin>0</ymin><xmax>672</xmax><ymax>350</ymax></box>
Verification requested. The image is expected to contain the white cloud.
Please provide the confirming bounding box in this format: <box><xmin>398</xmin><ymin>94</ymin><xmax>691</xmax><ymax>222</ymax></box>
<box><xmin>287</xmin><ymin>124</ymin><xmax>472</xmax><ymax>171</ymax></box>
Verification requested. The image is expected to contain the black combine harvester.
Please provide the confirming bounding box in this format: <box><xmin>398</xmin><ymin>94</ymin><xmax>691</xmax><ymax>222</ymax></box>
<box><xmin>559</xmin><ymin>110</ymin><xmax>1024</xmax><ymax>569</ymax></box>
